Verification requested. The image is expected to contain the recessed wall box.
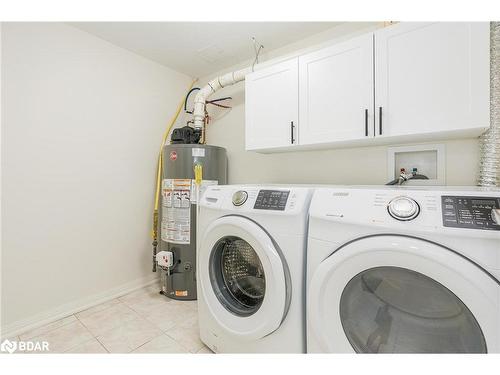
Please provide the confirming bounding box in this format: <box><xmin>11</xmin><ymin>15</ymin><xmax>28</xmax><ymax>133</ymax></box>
<box><xmin>387</xmin><ymin>144</ymin><xmax>445</xmax><ymax>185</ymax></box>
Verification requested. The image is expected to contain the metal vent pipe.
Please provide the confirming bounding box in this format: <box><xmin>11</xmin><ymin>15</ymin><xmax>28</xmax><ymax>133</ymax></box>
<box><xmin>478</xmin><ymin>21</ymin><xmax>500</xmax><ymax>187</ymax></box>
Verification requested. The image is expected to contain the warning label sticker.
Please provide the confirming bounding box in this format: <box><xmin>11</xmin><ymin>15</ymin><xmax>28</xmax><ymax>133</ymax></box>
<box><xmin>161</xmin><ymin>179</ymin><xmax>192</xmax><ymax>244</ymax></box>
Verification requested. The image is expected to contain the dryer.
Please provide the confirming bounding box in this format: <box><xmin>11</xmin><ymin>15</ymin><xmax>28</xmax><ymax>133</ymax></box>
<box><xmin>307</xmin><ymin>186</ymin><xmax>500</xmax><ymax>353</ymax></box>
<box><xmin>197</xmin><ymin>185</ymin><xmax>313</xmax><ymax>353</ymax></box>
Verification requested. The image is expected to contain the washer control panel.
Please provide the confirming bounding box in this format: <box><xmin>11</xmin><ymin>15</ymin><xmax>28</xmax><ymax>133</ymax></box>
<box><xmin>441</xmin><ymin>196</ymin><xmax>500</xmax><ymax>231</ymax></box>
<box><xmin>254</xmin><ymin>190</ymin><xmax>290</xmax><ymax>211</ymax></box>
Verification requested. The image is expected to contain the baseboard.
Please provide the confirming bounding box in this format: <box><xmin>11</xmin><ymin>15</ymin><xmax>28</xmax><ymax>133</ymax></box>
<box><xmin>1</xmin><ymin>274</ymin><xmax>160</xmax><ymax>339</ymax></box>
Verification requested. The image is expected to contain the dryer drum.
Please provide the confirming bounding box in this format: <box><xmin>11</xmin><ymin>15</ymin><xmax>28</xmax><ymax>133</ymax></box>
<box><xmin>210</xmin><ymin>236</ymin><xmax>266</xmax><ymax>316</ymax></box>
<box><xmin>339</xmin><ymin>266</ymin><xmax>487</xmax><ymax>353</ymax></box>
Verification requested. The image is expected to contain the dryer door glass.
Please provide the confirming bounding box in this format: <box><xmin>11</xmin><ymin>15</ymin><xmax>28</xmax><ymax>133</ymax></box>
<box><xmin>339</xmin><ymin>266</ymin><xmax>487</xmax><ymax>353</ymax></box>
<box><xmin>210</xmin><ymin>236</ymin><xmax>266</xmax><ymax>316</ymax></box>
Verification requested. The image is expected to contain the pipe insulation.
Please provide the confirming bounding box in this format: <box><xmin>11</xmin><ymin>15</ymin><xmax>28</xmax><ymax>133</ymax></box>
<box><xmin>192</xmin><ymin>66</ymin><xmax>254</xmax><ymax>129</ymax></box>
<box><xmin>479</xmin><ymin>22</ymin><xmax>500</xmax><ymax>187</ymax></box>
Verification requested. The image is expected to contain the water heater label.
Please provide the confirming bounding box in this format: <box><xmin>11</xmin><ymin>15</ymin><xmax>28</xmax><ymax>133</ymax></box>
<box><xmin>161</xmin><ymin>179</ymin><xmax>191</xmax><ymax>244</ymax></box>
<box><xmin>191</xmin><ymin>148</ymin><xmax>205</xmax><ymax>157</ymax></box>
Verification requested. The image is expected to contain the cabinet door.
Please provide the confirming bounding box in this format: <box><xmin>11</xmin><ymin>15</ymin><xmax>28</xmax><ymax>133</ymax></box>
<box><xmin>245</xmin><ymin>58</ymin><xmax>298</xmax><ymax>151</ymax></box>
<box><xmin>374</xmin><ymin>22</ymin><xmax>489</xmax><ymax>138</ymax></box>
<box><xmin>299</xmin><ymin>33</ymin><xmax>374</xmax><ymax>145</ymax></box>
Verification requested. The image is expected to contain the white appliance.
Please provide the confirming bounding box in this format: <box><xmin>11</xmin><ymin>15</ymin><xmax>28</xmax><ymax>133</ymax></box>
<box><xmin>197</xmin><ymin>185</ymin><xmax>313</xmax><ymax>353</ymax></box>
<box><xmin>307</xmin><ymin>186</ymin><xmax>500</xmax><ymax>353</ymax></box>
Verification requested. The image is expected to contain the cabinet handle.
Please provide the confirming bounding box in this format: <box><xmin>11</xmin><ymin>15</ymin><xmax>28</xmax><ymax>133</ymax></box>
<box><xmin>379</xmin><ymin>106</ymin><xmax>383</xmax><ymax>135</ymax></box>
<box><xmin>365</xmin><ymin>109</ymin><xmax>368</xmax><ymax>136</ymax></box>
<box><xmin>290</xmin><ymin>121</ymin><xmax>295</xmax><ymax>144</ymax></box>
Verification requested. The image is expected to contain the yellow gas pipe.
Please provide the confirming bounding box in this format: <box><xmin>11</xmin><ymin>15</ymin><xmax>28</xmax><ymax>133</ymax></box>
<box><xmin>152</xmin><ymin>79</ymin><xmax>198</xmax><ymax>271</ymax></box>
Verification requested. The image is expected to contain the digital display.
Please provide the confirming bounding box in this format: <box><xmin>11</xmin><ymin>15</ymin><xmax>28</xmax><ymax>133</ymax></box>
<box><xmin>441</xmin><ymin>196</ymin><xmax>500</xmax><ymax>231</ymax></box>
<box><xmin>254</xmin><ymin>190</ymin><xmax>290</xmax><ymax>211</ymax></box>
<box><xmin>471</xmin><ymin>199</ymin><xmax>496</xmax><ymax>207</ymax></box>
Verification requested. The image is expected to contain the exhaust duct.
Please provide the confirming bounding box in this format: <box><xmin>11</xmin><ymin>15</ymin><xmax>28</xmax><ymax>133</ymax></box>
<box><xmin>192</xmin><ymin>66</ymin><xmax>255</xmax><ymax>132</ymax></box>
<box><xmin>478</xmin><ymin>22</ymin><xmax>500</xmax><ymax>187</ymax></box>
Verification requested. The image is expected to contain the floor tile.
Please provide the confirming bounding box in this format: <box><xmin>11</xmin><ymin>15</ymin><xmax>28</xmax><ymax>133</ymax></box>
<box><xmin>141</xmin><ymin>302</ymin><xmax>197</xmax><ymax>332</ymax></box>
<box><xmin>2</xmin><ymin>336</ymin><xmax>19</xmax><ymax>342</ymax></box>
<box><xmin>96</xmin><ymin>318</ymin><xmax>161</xmax><ymax>353</ymax></box>
<box><xmin>77</xmin><ymin>303</ymin><xmax>139</xmax><ymax>337</ymax></box>
<box><xmin>132</xmin><ymin>334</ymin><xmax>189</xmax><ymax>353</ymax></box>
<box><xmin>64</xmin><ymin>338</ymin><xmax>108</xmax><ymax>353</ymax></box>
<box><xmin>170</xmin><ymin>299</ymin><xmax>198</xmax><ymax>311</ymax></box>
<box><xmin>177</xmin><ymin>308</ymin><xmax>199</xmax><ymax>330</ymax></box>
<box><xmin>75</xmin><ymin>299</ymin><xmax>121</xmax><ymax>320</ymax></box>
<box><xmin>10</xmin><ymin>285</ymin><xmax>203</xmax><ymax>354</ymax></box>
<box><xmin>166</xmin><ymin>324</ymin><xmax>204</xmax><ymax>353</ymax></box>
<box><xmin>119</xmin><ymin>286</ymin><xmax>172</xmax><ymax>315</ymax></box>
<box><xmin>19</xmin><ymin>315</ymin><xmax>77</xmax><ymax>341</ymax></box>
<box><xmin>196</xmin><ymin>345</ymin><xmax>214</xmax><ymax>354</ymax></box>
<box><xmin>31</xmin><ymin>321</ymin><xmax>93</xmax><ymax>353</ymax></box>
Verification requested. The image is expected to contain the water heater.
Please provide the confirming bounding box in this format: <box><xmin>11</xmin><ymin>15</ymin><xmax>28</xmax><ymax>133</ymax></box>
<box><xmin>158</xmin><ymin>144</ymin><xmax>227</xmax><ymax>300</ymax></box>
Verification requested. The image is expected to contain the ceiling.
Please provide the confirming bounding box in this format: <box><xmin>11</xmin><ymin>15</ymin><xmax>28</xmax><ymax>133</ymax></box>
<box><xmin>70</xmin><ymin>22</ymin><xmax>341</xmax><ymax>77</ymax></box>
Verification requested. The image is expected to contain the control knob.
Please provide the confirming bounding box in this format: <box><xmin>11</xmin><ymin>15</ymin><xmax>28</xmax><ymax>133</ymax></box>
<box><xmin>491</xmin><ymin>208</ymin><xmax>500</xmax><ymax>225</ymax></box>
<box><xmin>232</xmin><ymin>190</ymin><xmax>248</xmax><ymax>206</ymax></box>
<box><xmin>388</xmin><ymin>196</ymin><xmax>420</xmax><ymax>221</ymax></box>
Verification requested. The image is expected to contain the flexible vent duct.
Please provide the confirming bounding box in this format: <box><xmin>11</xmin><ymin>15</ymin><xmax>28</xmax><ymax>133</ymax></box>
<box><xmin>478</xmin><ymin>22</ymin><xmax>500</xmax><ymax>187</ymax></box>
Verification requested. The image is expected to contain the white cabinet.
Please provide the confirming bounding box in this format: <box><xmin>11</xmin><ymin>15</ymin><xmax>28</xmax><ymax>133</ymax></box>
<box><xmin>299</xmin><ymin>34</ymin><xmax>374</xmax><ymax>145</ymax></box>
<box><xmin>245</xmin><ymin>58</ymin><xmax>298</xmax><ymax>151</ymax></box>
<box><xmin>244</xmin><ymin>22</ymin><xmax>490</xmax><ymax>152</ymax></box>
<box><xmin>374</xmin><ymin>22</ymin><xmax>490</xmax><ymax>139</ymax></box>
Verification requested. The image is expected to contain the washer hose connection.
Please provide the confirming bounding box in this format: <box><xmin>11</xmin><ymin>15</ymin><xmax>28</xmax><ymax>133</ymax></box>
<box><xmin>386</xmin><ymin>168</ymin><xmax>429</xmax><ymax>185</ymax></box>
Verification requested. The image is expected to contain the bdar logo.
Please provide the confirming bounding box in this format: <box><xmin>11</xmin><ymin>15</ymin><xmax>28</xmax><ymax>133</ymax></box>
<box><xmin>1</xmin><ymin>339</ymin><xmax>17</xmax><ymax>354</ymax></box>
<box><xmin>0</xmin><ymin>338</ymin><xmax>48</xmax><ymax>353</ymax></box>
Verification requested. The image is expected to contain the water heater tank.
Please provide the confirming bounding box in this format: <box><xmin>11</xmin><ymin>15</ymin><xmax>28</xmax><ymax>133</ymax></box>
<box><xmin>158</xmin><ymin>144</ymin><xmax>227</xmax><ymax>300</ymax></box>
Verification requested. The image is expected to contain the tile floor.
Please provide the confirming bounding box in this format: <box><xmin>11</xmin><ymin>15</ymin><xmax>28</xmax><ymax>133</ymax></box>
<box><xmin>10</xmin><ymin>283</ymin><xmax>212</xmax><ymax>354</ymax></box>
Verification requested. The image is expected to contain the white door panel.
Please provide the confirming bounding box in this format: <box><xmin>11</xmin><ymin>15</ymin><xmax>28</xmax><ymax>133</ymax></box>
<box><xmin>199</xmin><ymin>216</ymin><xmax>288</xmax><ymax>340</ymax></box>
<box><xmin>307</xmin><ymin>235</ymin><xmax>500</xmax><ymax>353</ymax></box>
<box><xmin>299</xmin><ymin>34</ymin><xmax>374</xmax><ymax>145</ymax></box>
<box><xmin>375</xmin><ymin>22</ymin><xmax>489</xmax><ymax>138</ymax></box>
<box><xmin>245</xmin><ymin>58</ymin><xmax>298</xmax><ymax>150</ymax></box>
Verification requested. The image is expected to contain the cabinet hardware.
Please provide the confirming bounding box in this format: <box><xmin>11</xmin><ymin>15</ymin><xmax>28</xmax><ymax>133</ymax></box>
<box><xmin>379</xmin><ymin>106</ymin><xmax>383</xmax><ymax>135</ymax></box>
<box><xmin>365</xmin><ymin>109</ymin><xmax>369</xmax><ymax>136</ymax></box>
<box><xmin>291</xmin><ymin>121</ymin><xmax>295</xmax><ymax>144</ymax></box>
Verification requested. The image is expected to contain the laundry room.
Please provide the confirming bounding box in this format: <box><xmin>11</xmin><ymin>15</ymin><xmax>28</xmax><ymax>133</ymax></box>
<box><xmin>1</xmin><ymin>1</ymin><xmax>500</xmax><ymax>374</ymax></box>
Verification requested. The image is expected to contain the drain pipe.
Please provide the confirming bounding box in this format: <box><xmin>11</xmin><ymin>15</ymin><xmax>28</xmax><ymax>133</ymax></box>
<box><xmin>479</xmin><ymin>22</ymin><xmax>500</xmax><ymax>187</ymax></box>
<box><xmin>192</xmin><ymin>66</ymin><xmax>256</xmax><ymax>138</ymax></box>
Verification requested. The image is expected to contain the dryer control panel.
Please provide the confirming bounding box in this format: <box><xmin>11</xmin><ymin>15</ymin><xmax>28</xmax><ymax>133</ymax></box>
<box><xmin>254</xmin><ymin>190</ymin><xmax>290</xmax><ymax>210</ymax></box>
<box><xmin>441</xmin><ymin>196</ymin><xmax>500</xmax><ymax>231</ymax></box>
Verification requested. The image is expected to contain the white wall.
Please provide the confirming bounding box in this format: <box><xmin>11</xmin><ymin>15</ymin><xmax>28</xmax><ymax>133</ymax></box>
<box><xmin>0</xmin><ymin>22</ymin><xmax>3</xmax><ymax>335</ymax></box>
<box><xmin>200</xmin><ymin>23</ymin><xmax>481</xmax><ymax>186</ymax></box>
<box><xmin>1</xmin><ymin>23</ymin><xmax>192</xmax><ymax>336</ymax></box>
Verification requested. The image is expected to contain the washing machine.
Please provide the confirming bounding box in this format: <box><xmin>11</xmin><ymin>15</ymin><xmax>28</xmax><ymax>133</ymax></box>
<box><xmin>197</xmin><ymin>185</ymin><xmax>314</xmax><ymax>353</ymax></box>
<box><xmin>307</xmin><ymin>186</ymin><xmax>500</xmax><ymax>353</ymax></box>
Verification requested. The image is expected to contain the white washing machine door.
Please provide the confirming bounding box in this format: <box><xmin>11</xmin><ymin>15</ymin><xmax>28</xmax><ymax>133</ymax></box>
<box><xmin>308</xmin><ymin>234</ymin><xmax>500</xmax><ymax>353</ymax></box>
<box><xmin>199</xmin><ymin>216</ymin><xmax>291</xmax><ymax>340</ymax></box>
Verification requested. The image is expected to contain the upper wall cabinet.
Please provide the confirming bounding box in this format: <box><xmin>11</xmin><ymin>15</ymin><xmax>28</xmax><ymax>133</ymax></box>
<box><xmin>244</xmin><ymin>22</ymin><xmax>490</xmax><ymax>152</ymax></box>
<box><xmin>374</xmin><ymin>22</ymin><xmax>490</xmax><ymax>140</ymax></box>
<box><xmin>245</xmin><ymin>58</ymin><xmax>299</xmax><ymax>151</ymax></box>
<box><xmin>299</xmin><ymin>34</ymin><xmax>374</xmax><ymax>145</ymax></box>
